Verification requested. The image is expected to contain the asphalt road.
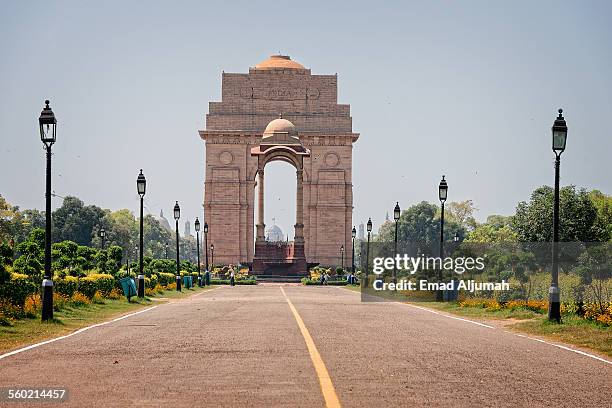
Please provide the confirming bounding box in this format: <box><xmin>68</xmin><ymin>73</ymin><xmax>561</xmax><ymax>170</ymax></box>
<box><xmin>0</xmin><ymin>285</ymin><xmax>610</xmax><ymax>407</ymax></box>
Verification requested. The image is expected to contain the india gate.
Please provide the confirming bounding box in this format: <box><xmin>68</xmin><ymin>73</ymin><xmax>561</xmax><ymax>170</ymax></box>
<box><xmin>199</xmin><ymin>55</ymin><xmax>358</xmax><ymax>276</ymax></box>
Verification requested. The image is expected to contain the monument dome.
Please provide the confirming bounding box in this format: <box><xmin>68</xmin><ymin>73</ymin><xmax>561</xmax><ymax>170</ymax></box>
<box><xmin>265</xmin><ymin>221</ymin><xmax>284</xmax><ymax>242</ymax></box>
<box><xmin>261</xmin><ymin>116</ymin><xmax>301</xmax><ymax>145</ymax></box>
<box><xmin>254</xmin><ymin>55</ymin><xmax>305</xmax><ymax>70</ymax></box>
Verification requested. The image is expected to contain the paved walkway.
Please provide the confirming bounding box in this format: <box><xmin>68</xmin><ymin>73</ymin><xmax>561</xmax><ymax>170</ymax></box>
<box><xmin>1</xmin><ymin>285</ymin><xmax>610</xmax><ymax>407</ymax></box>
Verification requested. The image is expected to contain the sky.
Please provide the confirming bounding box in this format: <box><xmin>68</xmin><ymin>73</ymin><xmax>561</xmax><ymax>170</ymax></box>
<box><xmin>1</xmin><ymin>0</ymin><xmax>611</xmax><ymax>238</ymax></box>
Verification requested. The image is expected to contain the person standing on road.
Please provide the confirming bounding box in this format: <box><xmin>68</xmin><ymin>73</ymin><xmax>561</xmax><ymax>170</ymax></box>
<box><xmin>230</xmin><ymin>270</ymin><xmax>235</xmax><ymax>286</ymax></box>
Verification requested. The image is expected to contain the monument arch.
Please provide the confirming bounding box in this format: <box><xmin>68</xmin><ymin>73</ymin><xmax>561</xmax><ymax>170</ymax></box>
<box><xmin>199</xmin><ymin>55</ymin><xmax>359</xmax><ymax>276</ymax></box>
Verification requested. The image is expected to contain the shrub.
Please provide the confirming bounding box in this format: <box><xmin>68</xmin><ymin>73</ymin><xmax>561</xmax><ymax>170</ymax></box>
<box><xmin>54</xmin><ymin>276</ymin><xmax>78</xmax><ymax>297</ymax></box>
<box><xmin>79</xmin><ymin>274</ymin><xmax>115</xmax><ymax>298</ymax></box>
<box><xmin>0</xmin><ymin>300</ymin><xmax>23</xmax><ymax>319</ymax></box>
<box><xmin>70</xmin><ymin>292</ymin><xmax>91</xmax><ymax>306</ymax></box>
<box><xmin>106</xmin><ymin>288</ymin><xmax>123</xmax><ymax>300</ymax></box>
<box><xmin>165</xmin><ymin>283</ymin><xmax>176</xmax><ymax>291</ymax></box>
<box><xmin>53</xmin><ymin>292</ymin><xmax>70</xmax><ymax>311</ymax></box>
<box><xmin>158</xmin><ymin>273</ymin><xmax>175</xmax><ymax>286</ymax></box>
<box><xmin>24</xmin><ymin>294</ymin><xmax>41</xmax><ymax>317</ymax></box>
<box><xmin>92</xmin><ymin>291</ymin><xmax>106</xmax><ymax>304</ymax></box>
<box><xmin>0</xmin><ymin>273</ymin><xmax>37</xmax><ymax>308</ymax></box>
<box><xmin>210</xmin><ymin>278</ymin><xmax>257</xmax><ymax>285</ymax></box>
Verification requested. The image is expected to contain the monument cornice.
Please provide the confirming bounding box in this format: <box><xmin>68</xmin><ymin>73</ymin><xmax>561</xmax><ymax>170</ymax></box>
<box><xmin>200</xmin><ymin>130</ymin><xmax>359</xmax><ymax>145</ymax></box>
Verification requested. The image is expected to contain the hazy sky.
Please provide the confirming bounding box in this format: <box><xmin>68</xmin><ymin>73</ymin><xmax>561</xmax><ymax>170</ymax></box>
<box><xmin>1</xmin><ymin>0</ymin><xmax>610</xmax><ymax>238</ymax></box>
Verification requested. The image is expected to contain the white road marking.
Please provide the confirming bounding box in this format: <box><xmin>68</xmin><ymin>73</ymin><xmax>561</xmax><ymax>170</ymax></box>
<box><xmin>404</xmin><ymin>303</ymin><xmax>495</xmax><ymax>329</ymax></box>
<box><xmin>341</xmin><ymin>287</ymin><xmax>612</xmax><ymax>365</ymax></box>
<box><xmin>513</xmin><ymin>333</ymin><xmax>612</xmax><ymax>365</ymax></box>
<box><xmin>0</xmin><ymin>306</ymin><xmax>158</xmax><ymax>361</ymax></box>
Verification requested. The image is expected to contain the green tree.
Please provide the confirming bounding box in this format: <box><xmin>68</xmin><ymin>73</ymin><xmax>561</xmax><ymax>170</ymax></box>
<box><xmin>446</xmin><ymin>200</ymin><xmax>478</xmax><ymax>231</ymax></box>
<box><xmin>52</xmin><ymin>196</ymin><xmax>106</xmax><ymax>246</ymax></box>
<box><xmin>589</xmin><ymin>190</ymin><xmax>612</xmax><ymax>241</ymax></box>
<box><xmin>512</xmin><ymin>186</ymin><xmax>599</xmax><ymax>242</ymax></box>
<box><xmin>377</xmin><ymin>201</ymin><xmax>463</xmax><ymax>255</ymax></box>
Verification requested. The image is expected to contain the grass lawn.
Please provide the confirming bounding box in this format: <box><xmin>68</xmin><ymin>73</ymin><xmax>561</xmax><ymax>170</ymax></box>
<box><xmin>342</xmin><ymin>286</ymin><xmax>611</xmax><ymax>357</ymax></box>
<box><xmin>0</xmin><ymin>285</ymin><xmax>216</xmax><ymax>354</ymax></box>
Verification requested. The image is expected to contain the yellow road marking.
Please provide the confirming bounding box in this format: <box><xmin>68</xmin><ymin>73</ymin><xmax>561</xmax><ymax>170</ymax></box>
<box><xmin>280</xmin><ymin>287</ymin><xmax>341</xmax><ymax>408</ymax></box>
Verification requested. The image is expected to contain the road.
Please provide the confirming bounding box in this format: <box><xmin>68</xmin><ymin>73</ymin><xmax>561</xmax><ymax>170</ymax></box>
<box><xmin>0</xmin><ymin>285</ymin><xmax>610</xmax><ymax>407</ymax></box>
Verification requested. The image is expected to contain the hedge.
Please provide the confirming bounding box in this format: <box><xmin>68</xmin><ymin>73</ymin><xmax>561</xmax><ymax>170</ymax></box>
<box><xmin>301</xmin><ymin>278</ymin><xmax>348</xmax><ymax>286</ymax></box>
<box><xmin>0</xmin><ymin>273</ymin><xmax>37</xmax><ymax>307</ymax></box>
<box><xmin>157</xmin><ymin>272</ymin><xmax>175</xmax><ymax>286</ymax></box>
<box><xmin>79</xmin><ymin>274</ymin><xmax>115</xmax><ymax>298</ymax></box>
<box><xmin>55</xmin><ymin>276</ymin><xmax>79</xmax><ymax>297</ymax></box>
<box><xmin>211</xmin><ymin>278</ymin><xmax>257</xmax><ymax>285</ymax></box>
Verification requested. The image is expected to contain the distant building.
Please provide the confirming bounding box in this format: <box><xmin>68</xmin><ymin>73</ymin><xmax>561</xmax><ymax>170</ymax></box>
<box><xmin>358</xmin><ymin>223</ymin><xmax>365</xmax><ymax>240</ymax></box>
<box><xmin>265</xmin><ymin>219</ymin><xmax>284</xmax><ymax>242</ymax></box>
<box><xmin>156</xmin><ymin>210</ymin><xmax>172</xmax><ymax>233</ymax></box>
<box><xmin>185</xmin><ymin>219</ymin><xmax>191</xmax><ymax>237</ymax></box>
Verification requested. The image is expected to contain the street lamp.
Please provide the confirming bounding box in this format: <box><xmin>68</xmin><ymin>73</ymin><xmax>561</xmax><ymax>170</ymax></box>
<box><xmin>204</xmin><ymin>222</ymin><xmax>209</xmax><ymax>271</ymax></box>
<box><xmin>99</xmin><ymin>228</ymin><xmax>106</xmax><ymax>249</ymax></box>
<box><xmin>454</xmin><ymin>232</ymin><xmax>460</xmax><ymax>243</ymax></box>
<box><xmin>174</xmin><ymin>201</ymin><xmax>182</xmax><ymax>291</ymax></box>
<box><xmin>393</xmin><ymin>202</ymin><xmax>401</xmax><ymax>285</ymax></box>
<box><xmin>195</xmin><ymin>217</ymin><xmax>202</xmax><ymax>287</ymax></box>
<box><xmin>137</xmin><ymin>170</ymin><xmax>146</xmax><ymax>298</ymax></box>
<box><xmin>364</xmin><ymin>218</ymin><xmax>372</xmax><ymax>288</ymax></box>
<box><xmin>351</xmin><ymin>226</ymin><xmax>356</xmax><ymax>274</ymax></box>
<box><xmin>39</xmin><ymin>100</ymin><xmax>57</xmax><ymax>321</ymax></box>
<box><xmin>437</xmin><ymin>175</ymin><xmax>448</xmax><ymax>301</ymax></box>
<box><xmin>549</xmin><ymin>108</ymin><xmax>567</xmax><ymax>323</ymax></box>
<box><xmin>340</xmin><ymin>245</ymin><xmax>344</xmax><ymax>274</ymax></box>
<box><xmin>210</xmin><ymin>244</ymin><xmax>214</xmax><ymax>269</ymax></box>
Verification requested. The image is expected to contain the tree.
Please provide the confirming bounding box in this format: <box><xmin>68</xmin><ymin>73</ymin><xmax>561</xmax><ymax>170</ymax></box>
<box><xmin>589</xmin><ymin>190</ymin><xmax>612</xmax><ymax>241</ymax></box>
<box><xmin>446</xmin><ymin>200</ymin><xmax>478</xmax><ymax>231</ymax></box>
<box><xmin>376</xmin><ymin>201</ymin><xmax>464</xmax><ymax>255</ymax></box>
<box><xmin>52</xmin><ymin>196</ymin><xmax>106</xmax><ymax>246</ymax></box>
<box><xmin>512</xmin><ymin>186</ymin><xmax>599</xmax><ymax>242</ymax></box>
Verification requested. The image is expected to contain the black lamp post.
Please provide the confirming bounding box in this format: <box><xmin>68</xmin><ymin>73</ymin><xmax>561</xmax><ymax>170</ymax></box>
<box><xmin>100</xmin><ymin>228</ymin><xmax>106</xmax><ymax>250</ymax></box>
<box><xmin>393</xmin><ymin>202</ymin><xmax>401</xmax><ymax>285</ymax></box>
<box><xmin>549</xmin><ymin>109</ymin><xmax>567</xmax><ymax>323</ymax></box>
<box><xmin>174</xmin><ymin>201</ymin><xmax>182</xmax><ymax>291</ymax></box>
<box><xmin>454</xmin><ymin>232</ymin><xmax>460</xmax><ymax>243</ymax></box>
<box><xmin>340</xmin><ymin>245</ymin><xmax>344</xmax><ymax>273</ymax></box>
<box><xmin>39</xmin><ymin>100</ymin><xmax>57</xmax><ymax>321</ymax></box>
<box><xmin>210</xmin><ymin>244</ymin><xmax>214</xmax><ymax>269</ymax></box>
<box><xmin>195</xmin><ymin>217</ymin><xmax>202</xmax><ymax>287</ymax></box>
<box><xmin>204</xmin><ymin>222</ymin><xmax>209</xmax><ymax>271</ymax></box>
<box><xmin>351</xmin><ymin>226</ymin><xmax>356</xmax><ymax>274</ymax></box>
<box><xmin>437</xmin><ymin>175</ymin><xmax>448</xmax><ymax>301</ymax></box>
<box><xmin>364</xmin><ymin>218</ymin><xmax>372</xmax><ymax>288</ymax></box>
<box><xmin>137</xmin><ymin>170</ymin><xmax>146</xmax><ymax>298</ymax></box>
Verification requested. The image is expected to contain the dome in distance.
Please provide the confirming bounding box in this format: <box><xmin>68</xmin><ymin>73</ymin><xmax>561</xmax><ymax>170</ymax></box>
<box><xmin>254</xmin><ymin>55</ymin><xmax>305</xmax><ymax>70</ymax></box>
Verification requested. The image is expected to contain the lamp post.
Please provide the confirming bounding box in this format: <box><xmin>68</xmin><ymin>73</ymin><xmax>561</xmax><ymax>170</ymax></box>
<box><xmin>99</xmin><ymin>228</ymin><xmax>106</xmax><ymax>250</ymax></box>
<box><xmin>549</xmin><ymin>109</ymin><xmax>567</xmax><ymax>323</ymax></box>
<box><xmin>364</xmin><ymin>218</ymin><xmax>372</xmax><ymax>288</ymax></box>
<box><xmin>351</xmin><ymin>226</ymin><xmax>356</xmax><ymax>274</ymax></box>
<box><xmin>393</xmin><ymin>202</ymin><xmax>401</xmax><ymax>286</ymax></box>
<box><xmin>210</xmin><ymin>244</ymin><xmax>214</xmax><ymax>269</ymax></box>
<box><xmin>39</xmin><ymin>100</ymin><xmax>57</xmax><ymax>321</ymax></box>
<box><xmin>174</xmin><ymin>201</ymin><xmax>181</xmax><ymax>291</ymax></box>
<box><xmin>195</xmin><ymin>217</ymin><xmax>202</xmax><ymax>287</ymax></box>
<box><xmin>340</xmin><ymin>245</ymin><xmax>344</xmax><ymax>274</ymax></box>
<box><xmin>454</xmin><ymin>232</ymin><xmax>460</xmax><ymax>243</ymax></box>
<box><xmin>136</xmin><ymin>170</ymin><xmax>146</xmax><ymax>298</ymax></box>
<box><xmin>204</xmin><ymin>222</ymin><xmax>209</xmax><ymax>271</ymax></box>
<box><xmin>437</xmin><ymin>175</ymin><xmax>448</xmax><ymax>301</ymax></box>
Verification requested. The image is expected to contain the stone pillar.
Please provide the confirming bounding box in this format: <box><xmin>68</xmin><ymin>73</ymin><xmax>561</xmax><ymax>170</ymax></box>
<box><xmin>294</xmin><ymin>168</ymin><xmax>305</xmax><ymax>243</ymax></box>
<box><xmin>256</xmin><ymin>167</ymin><xmax>265</xmax><ymax>241</ymax></box>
